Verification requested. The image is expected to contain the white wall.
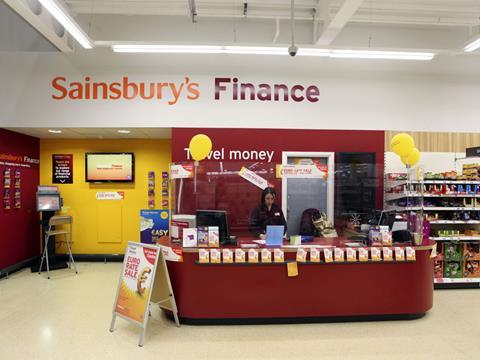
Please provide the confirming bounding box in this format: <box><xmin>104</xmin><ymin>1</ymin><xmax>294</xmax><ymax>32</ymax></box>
<box><xmin>386</xmin><ymin>152</ymin><xmax>468</xmax><ymax>174</ymax></box>
<box><xmin>2</xmin><ymin>50</ymin><xmax>480</xmax><ymax>131</ymax></box>
<box><xmin>0</xmin><ymin>1</ymin><xmax>57</xmax><ymax>51</ymax></box>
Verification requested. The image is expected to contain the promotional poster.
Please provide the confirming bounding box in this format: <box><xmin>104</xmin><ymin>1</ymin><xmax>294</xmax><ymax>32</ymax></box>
<box><xmin>114</xmin><ymin>243</ymin><xmax>158</xmax><ymax>324</ymax></box>
<box><xmin>140</xmin><ymin>210</ymin><xmax>169</xmax><ymax>244</ymax></box>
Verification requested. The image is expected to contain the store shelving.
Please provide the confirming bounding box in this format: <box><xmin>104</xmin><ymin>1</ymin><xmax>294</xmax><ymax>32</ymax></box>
<box><xmin>434</xmin><ymin>278</ymin><xmax>480</xmax><ymax>284</ymax></box>
<box><xmin>389</xmin><ymin>180</ymin><xmax>480</xmax><ymax>185</ymax></box>
<box><xmin>385</xmin><ymin>170</ymin><xmax>480</xmax><ymax>290</ymax></box>
<box><xmin>430</xmin><ymin>220</ymin><xmax>480</xmax><ymax>224</ymax></box>
<box><xmin>430</xmin><ymin>236</ymin><xmax>480</xmax><ymax>241</ymax></box>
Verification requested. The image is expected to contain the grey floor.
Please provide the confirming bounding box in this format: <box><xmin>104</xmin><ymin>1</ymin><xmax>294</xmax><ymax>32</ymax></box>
<box><xmin>1</xmin><ymin>262</ymin><xmax>479</xmax><ymax>359</ymax></box>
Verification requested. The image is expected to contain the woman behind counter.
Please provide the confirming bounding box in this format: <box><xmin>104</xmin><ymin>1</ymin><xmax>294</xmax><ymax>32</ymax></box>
<box><xmin>249</xmin><ymin>187</ymin><xmax>287</xmax><ymax>239</ymax></box>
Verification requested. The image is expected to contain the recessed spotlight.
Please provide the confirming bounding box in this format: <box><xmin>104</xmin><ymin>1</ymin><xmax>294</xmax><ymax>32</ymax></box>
<box><xmin>117</xmin><ymin>129</ymin><xmax>131</xmax><ymax>134</ymax></box>
<box><xmin>48</xmin><ymin>129</ymin><xmax>62</xmax><ymax>134</ymax></box>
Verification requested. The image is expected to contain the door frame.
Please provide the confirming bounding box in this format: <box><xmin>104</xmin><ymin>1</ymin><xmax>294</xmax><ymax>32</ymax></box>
<box><xmin>281</xmin><ymin>151</ymin><xmax>335</xmax><ymax>226</ymax></box>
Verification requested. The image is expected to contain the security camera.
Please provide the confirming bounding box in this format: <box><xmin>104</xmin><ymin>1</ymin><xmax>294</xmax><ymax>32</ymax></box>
<box><xmin>288</xmin><ymin>45</ymin><xmax>298</xmax><ymax>57</ymax></box>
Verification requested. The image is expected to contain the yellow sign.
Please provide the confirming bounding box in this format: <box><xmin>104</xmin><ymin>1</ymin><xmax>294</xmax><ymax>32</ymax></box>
<box><xmin>287</xmin><ymin>262</ymin><xmax>299</xmax><ymax>277</ymax></box>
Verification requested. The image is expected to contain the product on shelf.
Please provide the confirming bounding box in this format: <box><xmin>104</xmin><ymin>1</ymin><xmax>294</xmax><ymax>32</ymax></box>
<box><xmin>434</xmin><ymin>260</ymin><xmax>444</xmax><ymax>279</ymax></box>
<box><xmin>387</xmin><ymin>173</ymin><xmax>407</xmax><ymax>181</ymax></box>
<box><xmin>444</xmin><ymin>242</ymin><xmax>463</xmax><ymax>262</ymax></box>
<box><xmin>464</xmin><ymin>261</ymin><xmax>480</xmax><ymax>278</ymax></box>
<box><xmin>462</xmin><ymin>164</ymin><xmax>480</xmax><ymax>180</ymax></box>
<box><xmin>444</xmin><ymin>262</ymin><xmax>463</xmax><ymax>278</ymax></box>
<box><xmin>464</xmin><ymin>243</ymin><xmax>480</xmax><ymax>261</ymax></box>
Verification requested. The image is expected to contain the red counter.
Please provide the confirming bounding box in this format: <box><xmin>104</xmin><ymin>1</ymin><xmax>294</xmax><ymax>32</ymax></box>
<box><xmin>159</xmin><ymin>238</ymin><xmax>434</xmax><ymax>324</ymax></box>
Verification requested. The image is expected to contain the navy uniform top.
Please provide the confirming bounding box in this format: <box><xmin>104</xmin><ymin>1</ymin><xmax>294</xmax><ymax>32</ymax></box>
<box><xmin>249</xmin><ymin>203</ymin><xmax>288</xmax><ymax>237</ymax></box>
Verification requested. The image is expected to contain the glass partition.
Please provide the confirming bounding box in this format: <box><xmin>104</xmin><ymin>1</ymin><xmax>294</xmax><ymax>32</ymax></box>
<box><xmin>169</xmin><ymin>158</ymin><xmax>421</xmax><ymax>244</ymax></box>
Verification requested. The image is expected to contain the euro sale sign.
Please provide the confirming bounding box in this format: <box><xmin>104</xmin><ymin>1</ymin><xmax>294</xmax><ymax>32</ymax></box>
<box><xmin>113</xmin><ymin>242</ymin><xmax>159</xmax><ymax>324</ymax></box>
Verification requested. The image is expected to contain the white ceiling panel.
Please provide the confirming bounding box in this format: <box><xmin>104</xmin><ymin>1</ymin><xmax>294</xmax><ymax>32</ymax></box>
<box><xmin>4</xmin><ymin>128</ymin><xmax>173</xmax><ymax>139</ymax></box>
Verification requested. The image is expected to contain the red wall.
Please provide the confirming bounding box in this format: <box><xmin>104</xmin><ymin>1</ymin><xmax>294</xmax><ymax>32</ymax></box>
<box><xmin>0</xmin><ymin>129</ymin><xmax>40</xmax><ymax>270</ymax></box>
<box><xmin>172</xmin><ymin>128</ymin><xmax>385</xmax><ymax>163</ymax></box>
<box><xmin>172</xmin><ymin>128</ymin><xmax>385</xmax><ymax>235</ymax></box>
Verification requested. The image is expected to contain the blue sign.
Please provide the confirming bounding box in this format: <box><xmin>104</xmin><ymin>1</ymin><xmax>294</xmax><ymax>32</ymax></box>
<box><xmin>140</xmin><ymin>210</ymin><xmax>169</xmax><ymax>244</ymax></box>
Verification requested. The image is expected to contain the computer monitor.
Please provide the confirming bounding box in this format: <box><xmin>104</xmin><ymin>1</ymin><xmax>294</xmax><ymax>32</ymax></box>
<box><xmin>378</xmin><ymin>210</ymin><xmax>396</xmax><ymax>229</ymax></box>
<box><xmin>266</xmin><ymin>225</ymin><xmax>284</xmax><ymax>246</ymax></box>
<box><xmin>37</xmin><ymin>193</ymin><xmax>62</xmax><ymax>212</ymax></box>
<box><xmin>196</xmin><ymin>210</ymin><xmax>229</xmax><ymax>244</ymax></box>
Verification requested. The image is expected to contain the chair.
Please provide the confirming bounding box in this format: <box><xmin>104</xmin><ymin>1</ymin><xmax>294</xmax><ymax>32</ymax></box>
<box><xmin>39</xmin><ymin>215</ymin><xmax>78</xmax><ymax>279</ymax></box>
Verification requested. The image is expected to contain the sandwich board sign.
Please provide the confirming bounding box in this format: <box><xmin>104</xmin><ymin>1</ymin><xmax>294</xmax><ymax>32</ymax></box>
<box><xmin>109</xmin><ymin>241</ymin><xmax>180</xmax><ymax>346</ymax></box>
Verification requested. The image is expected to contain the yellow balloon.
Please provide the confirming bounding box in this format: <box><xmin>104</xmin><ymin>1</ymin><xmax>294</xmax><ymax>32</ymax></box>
<box><xmin>390</xmin><ymin>133</ymin><xmax>415</xmax><ymax>157</ymax></box>
<box><xmin>401</xmin><ymin>148</ymin><xmax>420</xmax><ymax>167</ymax></box>
<box><xmin>189</xmin><ymin>134</ymin><xmax>212</xmax><ymax>161</ymax></box>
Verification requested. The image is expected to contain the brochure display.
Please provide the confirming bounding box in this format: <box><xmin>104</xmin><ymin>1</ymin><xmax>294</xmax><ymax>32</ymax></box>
<box><xmin>110</xmin><ymin>242</ymin><xmax>179</xmax><ymax>347</ymax></box>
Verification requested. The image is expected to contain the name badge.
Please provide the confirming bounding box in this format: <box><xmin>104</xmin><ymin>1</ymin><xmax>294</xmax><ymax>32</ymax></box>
<box><xmin>274</xmin><ymin>212</ymin><xmax>280</xmax><ymax>216</ymax></box>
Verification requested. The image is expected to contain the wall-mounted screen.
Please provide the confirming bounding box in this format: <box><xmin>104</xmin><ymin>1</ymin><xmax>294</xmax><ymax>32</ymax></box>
<box><xmin>85</xmin><ymin>153</ymin><xmax>135</xmax><ymax>182</ymax></box>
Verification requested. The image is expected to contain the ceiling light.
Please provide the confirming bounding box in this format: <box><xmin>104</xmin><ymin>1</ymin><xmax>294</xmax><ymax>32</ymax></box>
<box><xmin>38</xmin><ymin>0</ymin><xmax>93</xmax><ymax>49</ymax></box>
<box><xmin>48</xmin><ymin>129</ymin><xmax>62</xmax><ymax>134</ymax></box>
<box><xmin>329</xmin><ymin>49</ymin><xmax>435</xmax><ymax>61</ymax></box>
<box><xmin>296</xmin><ymin>48</ymin><xmax>331</xmax><ymax>57</ymax></box>
<box><xmin>112</xmin><ymin>45</ymin><xmax>223</xmax><ymax>54</ymax></box>
<box><xmin>464</xmin><ymin>37</ymin><xmax>480</xmax><ymax>53</ymax></box>
<box><xmin>111</xmin><ymin>45</ymin><xmax>435</xmax><ymax>61</ymax></box>
<box><xmin>117</xmin><ymin>129</ymin><xmax>131</xmax><ymax>134</ymax></box>
<box><xmin>224</xmin><ymin>46</ymin><xmax>287</xmax><ymax>55</ymax></box>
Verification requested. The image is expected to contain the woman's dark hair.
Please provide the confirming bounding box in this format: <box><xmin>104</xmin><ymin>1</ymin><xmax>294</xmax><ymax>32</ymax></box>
<box><xmin>261</xmin><ymin>187</ymin><xmax>276</xmax><ymax>206</ymax></box>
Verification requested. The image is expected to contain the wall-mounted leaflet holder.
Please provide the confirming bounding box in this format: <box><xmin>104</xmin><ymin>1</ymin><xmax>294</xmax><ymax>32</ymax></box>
<box><xmin>14</xmin><ymin>169</ymin><xmax>21</xmax><ymax>209</ymax></box>
<box><xmin>3</xmin><ymin>168</ymin><xmax>12</xmax><ymax>210</ymax></box>
<box><xmin>148</xmin><ymin>171</ymin><xmax>155</xmax><ymax>209</ymax></box>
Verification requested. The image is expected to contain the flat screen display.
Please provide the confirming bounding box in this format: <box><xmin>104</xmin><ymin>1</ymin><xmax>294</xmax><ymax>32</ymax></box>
<box><xmin>196</xmin><ymin>210</ymin><xmax>229</xmax><ymax>244</ymax></box>
<box><xmin>85</xmin><ymin>153</ymin><xmax>134</xmax><ymax>182</ymax></box>
<box><xmin>37</xmin><ymin>194</ymin><xmax>61</xmax><ymax>211</ymax></box>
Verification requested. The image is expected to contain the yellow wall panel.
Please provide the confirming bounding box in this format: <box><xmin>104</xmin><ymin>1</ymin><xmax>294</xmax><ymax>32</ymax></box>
<box><xmin>40</xmin><ymin>139</ymin><xmax>171</xmax><ymax>254</ymax></box>
<box><xmin>96</xmin><ymin>202</ymin><xmax>123</xmax><ymax>244</ymax></box>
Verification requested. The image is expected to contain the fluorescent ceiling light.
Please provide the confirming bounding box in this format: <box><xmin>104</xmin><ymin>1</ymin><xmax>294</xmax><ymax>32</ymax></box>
<box><xmin>329</xmin><ymin>50</ymin><xmax>435</xmax><ymax>61</ymax></box>
<box><xmin>464</xmin><ymin>38</ymin><xmax>480</xmax><ymax>53</ymax></box>
<box><xmin>48</xmin><ymin>129</ymin><xmax>62</xmax><ymax>134</ymax></box>
<box><xmin>117</xmin><ymin>129</ymin><xmax>131</xmax><ymax>134</ymax></box>
<box><xmin>224</xmin><ymin>46</ymin><xmax>287</xmax><ymax>55</ymax></box>
<box><xmin>112</xmin><ymin>45</ymin><xmax>223</xmax><ymax>54</ymax></box>
<box><xmin>38</xmin><ymin>0</ymin><xmax>93</xmax><ymax>49</ymax></box>
<box><xmin>111</xmin><ymin>45</ymin><xmax>435</xmax><ymax>61</ymax></box>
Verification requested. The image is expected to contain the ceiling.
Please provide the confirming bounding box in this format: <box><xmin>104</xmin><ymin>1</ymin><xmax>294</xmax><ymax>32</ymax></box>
<box><xmin>5</xmin><ymin>128</ymin><xmax>172</xmax><ymax>139</ymax></box>
<box><xmin>67</xmin><ymin>0</ymin><xmax>480</xmax><ymax>26</ymax></box>
<box><xmin>5</xmin><ymin>0</ymin><xmax>480</xmax><ymax>52</ymax></box>
<box><xmin>0</xmin><ymin>1</ymin><xmax>57</xmax><ymax>51</ymax></box>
